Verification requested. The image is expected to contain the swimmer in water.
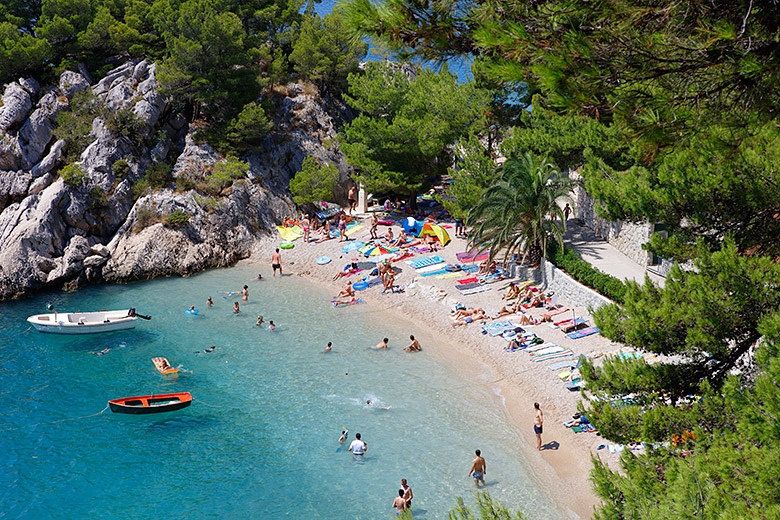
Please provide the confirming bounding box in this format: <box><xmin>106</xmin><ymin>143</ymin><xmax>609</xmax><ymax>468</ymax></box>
<box><xmin>256</xmin><ymin>315</ymin><xmax>265</xmax><ymax>325</ymax></box>
<box><xmin>268</xmin><ymin>320</ymin><xmax>276</xmax><ymax>330</ymax></box>
<box><xmin>189</xmin><ymin>305</ymin><xmax>196</xmax><ymax>312</ymax></box>
<box><xmin>367</xmin><ymin>400</ymin><xmax>392</xmax><ymax>410</ymax></box>
<box><xmin>339</xmin><ymin>428</ymin><xmax>349</xmax><ymax>443</ymax></box>
<box><xmin>233</xmin><ymin>302</ymin><xmax>240</xmax><ymax>314</ymax></box>
<box><xmin>242</xmin><ymin>285</ymin><xmax>248</xmax><ymax>301</ymax></box>
<box><xmin>256</xmin><ymin>273</ymin><xmax>263</xmax><ymax>280</ymax></box>
<box><xmin>324</xmin><ymin>342</ymin><xmax>332</xmax><ymax>352</ymax></box>
<box><xmin>91</xmin><ymin>347</ymin><xmax>111</xmax><ymax>356</ymax></box>
<box><xmin>370</xmin><ymin>338</ymin><xmax>389</xmax><ymax>350</ymax></box>
<box><xmin>207</xmin><ymin>296</ymin><xmax>213</xmax><ymax>307</ymax></box>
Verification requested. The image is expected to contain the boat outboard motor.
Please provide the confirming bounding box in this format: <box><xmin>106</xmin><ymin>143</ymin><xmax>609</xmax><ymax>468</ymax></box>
<box><xmin>128</xmin><ymin>307</ymin><xmax>152</xmax><ymax>320</ymax></box>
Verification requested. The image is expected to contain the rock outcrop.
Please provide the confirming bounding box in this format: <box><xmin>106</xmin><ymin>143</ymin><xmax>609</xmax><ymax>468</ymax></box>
<box><xmin>0</xmin><ymin>62</ymin><xmax>353</xmax><ymax>300</ymax></box>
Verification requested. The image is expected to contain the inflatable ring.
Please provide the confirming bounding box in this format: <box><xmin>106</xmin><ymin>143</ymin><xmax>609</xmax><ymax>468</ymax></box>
<box><xmin>280</xmin><ymin>241</ymin><xmax>294</xmax><ymax>249</ymax></box>
<box><xmin>316</xmin><ymin>256</ymin><xmax>331</xmax><ymax>265</ymax></box>
<box><xmin>445</xmin><ymin>264</ymin><xmax>462</xmax><ymax>272</ymax></box>
<box><xmin>352</xmin><ymin>281</ymin><xmax>369</xmax><ymax>291</ymax></box>
<box><xmin>186</xmin><ymin>308</ymin><xmax>199</xmax><ymax>315</ymax></box>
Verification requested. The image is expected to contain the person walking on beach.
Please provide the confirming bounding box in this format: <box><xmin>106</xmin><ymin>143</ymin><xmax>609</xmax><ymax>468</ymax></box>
<box><xmin>302</xmin><ymin>214</ymin><xmax>311</xmax><ymax>243</ymax></box>
<box><xmin>348</xmin><ymin>186</ymin><xmax>357</xmax><ymax>215</ymax></box>
<box><xmin>401</xmin><ymin>479</ymin><xmax>413</xmax><ymax>510</ymax></box>
<box><xmin>468</xmin><ymin>449</ymin><xmax>486</xmax><ymax>487</ymax></box>
<box><xmin>534</xmin><ymin>402</ymin><xmax>544</xmax><ymax>450</ymax></box>
<box><xmin>338</xmin><ymin>214</ymin><xmax>348</xmax><ymax>242</ymax></box>
<box><xmin>563</xmin><ymin>203</ymin><xmax>572</xmax><ymax>222</ymax></box>
<box><xmin>349</xmin><ymin>433</ymin><xmax>367</xmax><ymax>455</ymax></box>
<box><xmin>272</xmin><ymin>248</ymin><xmax>282</xmax><ymax>277</ymax></box>
<box><xmin>370</xmin><ymin>213</ymin><xmax>379</xmax><ymax>239</ymax></box>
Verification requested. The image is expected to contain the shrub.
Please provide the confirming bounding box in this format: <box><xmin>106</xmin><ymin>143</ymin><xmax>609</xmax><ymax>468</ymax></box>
<box><xmin>547</xmin><ymin>243</ymin><xmax>627</xmax><ymax>304</ymax></box>
<box><xmin>55</xmin><ymin>91</ymin><xmax>98</xmax><ymax>162</ymax></box>
<box><xmin>133</xmin><ymin>206</ymin><xmax>159</xmax><ymax>232</ymax></box>
<box><xmin>60</xmin><ymin>163</ymin><xmax>87</xmax><ymax>186</ymax></box>
<box><xmin>103</xmin><ymin>107</ymin><xmax>144</xmax><ymax>141</ymax></box>
<box><xmin>164</xmin><ymin>209</ymin><xmax>190</xmax><ymax>228</ymax></box>
<box><xmin>112</xmin><ymin>159</ymin><xmax>130</xmax><ymax>178</ymax></box>
<box><xmin>209</xmin><ymin>156</ymin><xmax>248</xmax><ymax>191</ymax></box>
<box><xmin>176</xmin><ymin>177</ymin><xmax>197</xmax><ymax>192</ymax></box>
<box><xmin>289</xmin><ymin>156</ymin><xmax>338</xmax><ymax>205</ymax></box>
<box><xmin>89</xmin><ymin>186</ymin><xmax>107</xmax><ymax>210</ymax></box>
<box><xmin>145</xmin><ymin>162</ymin><xmax>173</xmax><ymax>188</ymax></box>
<box><xmin>226</xmin><ymin>102</ymin><xmax>274</xmax><ymax>153</ymax></box>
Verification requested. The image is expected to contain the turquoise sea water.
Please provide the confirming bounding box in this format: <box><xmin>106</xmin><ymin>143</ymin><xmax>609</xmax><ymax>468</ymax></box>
<box><xmin>0</xmin><ymin>264</ymin><xmax>565</xmax><ymax>519</ymax></box>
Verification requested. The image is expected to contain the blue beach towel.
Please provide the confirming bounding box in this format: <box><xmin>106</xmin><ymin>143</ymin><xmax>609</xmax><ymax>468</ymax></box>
<box><xmin>567</xmin><ymin>327</ymin><xmax>601</xmax><ymax>340</ymax></box>
<box><xmin>461</xmin><ymin>265</ymin><xmax>479</xmax><ymax>273</ymax></box>
<box><xmin>410</xmin><ymin>256</ymin><xmax>445</xmax><ymax>269</ymax></box>
<box><xmin>482</xmin><ymin>321</ymin><xmax>513</xmax><ymax>333</ymax></box>
<box><xmin>420</xmin><ymin>269</ymin><xmax>448</xmax><ymax>277</ymax></box>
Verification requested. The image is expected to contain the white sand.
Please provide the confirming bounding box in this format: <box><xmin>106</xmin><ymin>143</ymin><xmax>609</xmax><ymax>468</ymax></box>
<box><xmin>248</xmin><ymin>214</ymin><xmax>624</xmax><ymax>519</ymax></box>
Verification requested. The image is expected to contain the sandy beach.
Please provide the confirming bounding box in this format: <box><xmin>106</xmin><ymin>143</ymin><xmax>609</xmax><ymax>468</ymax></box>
<box><xmin>248</xmin><ymin>212</ymin><xmax>625</xmax><ymax>519</ymax></box>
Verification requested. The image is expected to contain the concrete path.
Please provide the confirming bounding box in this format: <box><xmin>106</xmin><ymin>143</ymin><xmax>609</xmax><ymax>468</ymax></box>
<box><xmin>562</xmin><ymin>220</ymin><xmax>665</xmax><ymax>287</ymax></box>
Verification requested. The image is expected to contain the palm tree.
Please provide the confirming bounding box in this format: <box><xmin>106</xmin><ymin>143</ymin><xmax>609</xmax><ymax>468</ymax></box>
<box><xmin>466</xmin><ymin>153</ymin><xmax>575</xmax><ymax>282</ymax></box>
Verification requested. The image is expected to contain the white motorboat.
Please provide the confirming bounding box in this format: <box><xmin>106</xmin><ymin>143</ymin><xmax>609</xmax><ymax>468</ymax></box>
<box><xmin>27</xmin><ymin>307</ymin><xmax>150</xmax><ymax>334</ymax></box>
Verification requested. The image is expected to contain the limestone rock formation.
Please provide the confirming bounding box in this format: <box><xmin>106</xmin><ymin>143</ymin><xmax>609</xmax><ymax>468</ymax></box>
<box><xmin>0</xmin><ymin>61</ymin><xmax>353</xmax><ymax>300</ymax></box>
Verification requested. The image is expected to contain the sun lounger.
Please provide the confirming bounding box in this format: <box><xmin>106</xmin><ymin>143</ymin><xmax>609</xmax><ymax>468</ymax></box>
<box><xmin>544</xmin><ymin>307</ymin><xmax>571</xmax><ymax>318</ymax></box>
<box><xmin>531</xmin><ymin>348</ymin><xmax>574</xmax><ymax>362</ymax></box>
<box><xmin>456</xmin><ymin>282</ymin><xmax>481</xmax><ymax>291</ymax></box>
<box><xmin>567</xmin><ymin>327</ymin><xmax>601</xmax><ymax>339</ymax></box>
<box><xmin>459</xmin><ymin>286</ymin><xmax>492</xmax><ymax>296</ymax></box>
<box><xmin>409</xmin><ymin>256</ymin><xmax>445</xmax><ymax>269</ymax></box>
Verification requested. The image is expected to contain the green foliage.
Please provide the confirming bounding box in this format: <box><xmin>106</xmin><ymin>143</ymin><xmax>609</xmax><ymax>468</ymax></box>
<box><xmin>289</xmin><ymin>11</ymin><xmax>368</xmax><ymax>94</ymax></box>
<box><xmin>164</xmin><ymin>209</ymin><xmax>190</xmax><ymax>228</ymax></box>
<box><xmin>0</xmin><ymin>21</ymin><xmax>52</xmax><ymax>78</ymax></box>
<box><xmin>440</xmin><ymin>136</ymin><xmax>497</xmax><ymax>220</ymax></box>
<box><xmin>144</xmin><ymin>161</ymin><xmax>172</xmax><ymax>188</ymax></box>
<box><xmin>102</xmin><ymin>106</ymin><xmax>144</xmax><ymax>142</ymax></box>
<box><xmin>60</xmin><ymin>162</ymin><xmax>86</xmax><ymax>185</ymax></box>
<box><xmin>289</xmin><ymin>156</ymin><xmax>339</xmax><ymax>205</ymax></box>
<box><xmin>448</xmin><ymin>492</ymin><xmax>525</xmax><ymax>520</ymax></box>
<box><xmin>341</xmin><ymin>61</ymin><xmax>489</xmax><ymax>197</ymax></box>
<box><xmin>88</xmin><ymin>185</ymin><xmax>107</xmax><ymax>210</ymax></box>
<box><xmin>466</xmin><ymin>153</ymin><xmax>574</xmax><ymax>266</ymax></box>
<box><xmin>546</xmin><ymin>242</ymin><xmax>626</xmax><ymax>304</ymax></box>
<box><xmin>133</xmin><ymin>205</ymin><xmax>160</xmax><ymax>232</ymax></box>
<box><xmin>112</xmin><ymin>159</ymin><xmax>130</xmax><ymax>178</ymax></box>
<box><xmin>209</xmin><ymin>155</ymin><xmax>248</xmax><ymax>191</ymax></box>
<box><xmin>54</xmin><ymin>90</ymin><xmax>98</xmax><ymax>162</ymax></box>
<box><xmin>225</xmin><ymin>102</ymin><xmax>273</xmax><ymax>154</ymax></box>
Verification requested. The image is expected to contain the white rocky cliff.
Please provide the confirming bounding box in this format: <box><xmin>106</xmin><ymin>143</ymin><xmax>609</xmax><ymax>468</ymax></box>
<box><xmin>0</xmin><ymin>61</ymin><xmax>353</xmax><ymax>299</ymax></box>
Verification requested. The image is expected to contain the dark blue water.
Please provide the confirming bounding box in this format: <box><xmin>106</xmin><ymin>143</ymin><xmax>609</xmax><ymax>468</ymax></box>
<box><xmin>0</xmin><ymin>264</ymin><xmax>562</xmax><ymax>518</ymax></box>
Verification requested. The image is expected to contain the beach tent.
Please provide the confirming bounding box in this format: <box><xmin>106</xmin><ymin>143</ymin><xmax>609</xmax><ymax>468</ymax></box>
<box><xmin>419</xmin><ymin>223</ymin><xmax>450</xmax><ymax>246</ymax></box>
<box><xmin>401</xmin><ymin>217</ymin><xmax>424</xmax><ymax>236</ymax></box>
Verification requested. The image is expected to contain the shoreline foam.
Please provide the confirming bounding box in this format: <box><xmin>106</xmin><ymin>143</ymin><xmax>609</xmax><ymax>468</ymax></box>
<box><xmin>245</xmin><ymin>215</ymin><xmax>623</xmax><ymax>520</ymax></box>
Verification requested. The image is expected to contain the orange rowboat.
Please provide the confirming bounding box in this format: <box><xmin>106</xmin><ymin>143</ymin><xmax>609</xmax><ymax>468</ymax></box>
<box><xmin>109</xmin><ymin>392</ymin><xmax>192</xmax><ymax>414</ymax></box>
<box><xmin>152</xmin><ymin>357</ymin><xmax>178</xmax><ymax>375</ymax></box>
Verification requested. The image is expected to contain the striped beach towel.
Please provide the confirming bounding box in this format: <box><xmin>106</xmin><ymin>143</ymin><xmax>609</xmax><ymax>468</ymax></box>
<box><xmin>568</xmin><ymin>327</ymin><xmax>601</xmax><ymax>340</ymax></box>
<box><xmin>416</xmin><ymin>262</ymin><xmax>447</xmax><ymax>274</ymax></box>
<box><xmin>532</xmin><ymin>349</ymin><xmax>574</xmax><ymax>362</ymax></box>
<box><xmin>409</xmin><ymin>256</ymin><xmax>445</xmax><ymax>269</ymax></box>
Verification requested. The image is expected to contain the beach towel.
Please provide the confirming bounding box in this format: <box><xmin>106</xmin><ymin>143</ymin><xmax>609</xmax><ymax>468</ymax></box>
<box><xmin>525</xmin><ymin>342</ymin><xmax>559</xmax><ymax>353</ymax></box>
<box><xmin>548</xmin><ymin>360</ymin><xmax>578</xmax><ymax>371</ymax></box>
<box><xmin>568</xmin><ymin>327</ymin><xmax>601</xmax><ymax>340</ymax></box>
<box><xmin>528</xmin><ymin>345</ymin><xmax>564</xmax><ymax>357</ymax></box>
<box><xmin>420</xmin><ymin>269</ymin><xmax>448</xmax><ymax>277</ymax></box>
<box><xmin>554</xmin><ymin>315</ymin><xmax>580</xmax><ymax>326</ymax></box>
<box><xmin>456</xmin><ymin>250</ymin><xmax>487</xmax><ymax>262</ymax></box>
<box><xmin>345</xmin><ymin>224</ymin><xmax>364</xmax><ymax>236</ymax></box>
<box><xmin>409</xmin><ymin>256</ymin><xmax>444</xmax><ymax>269</ymax></box>
<box><xmin>559</xmin><ymin>318</ymin><xmax>587</xmax><ymax>332</ymax></box>
<box><xmin>543</xmin><ymin>307</ymin><xmax>571</xmax><ymax>318</ymax></box>
<box><xmin>459</xmin><ymin>286</ymin><xmax>492</xmax><ymax>296</ymax></box>
<box><xmin>276</xmin><ymin>225</ymin><xmax>303</xmax><ymax>241</ymax></box>
<box><xmin>483</xmin><ymin>321</ymin><xmax>513</xmax><ymax>332</ymax></box>
<box><xmin>461</xmin><ymin>265</ymin><xmax>479</xmax><ymax>273</ymax></box>
<box><xmin>435</xmin><ymin>272</ymin><xmax>464</xmax><ymax>279</ymax></box>
<box><xmin>416</xmin><ymin>262</ymin><xmax>447</xmax><ymax>274</ymax></box>
<box><xmin>531</xmin><ymin>348</ymin><xmax>574</xmax><ymax>362</ymax></box>
<box><xmin>456</xmin><ymin>282</ymin><xmax>481</xmax><ymax>291</ymax></box>
<box><xmin>458</xmin><ymin>277</ymin><xmax>478</xmax><ymax>284</ymax></box>
<box><xmin>486</xmin><ymin>323</ymin><xmax>516</xmax><ymax>336</ymax></box>
<box><xmin>316</xmin><ymin>208</ymin><xmax>338</xmax><ymax>219</ymax></box>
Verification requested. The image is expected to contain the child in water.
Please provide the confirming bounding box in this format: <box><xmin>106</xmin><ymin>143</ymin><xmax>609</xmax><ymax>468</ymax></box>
<box><xmin>233</xmin><ymin>302</ymin><xmax>240</xmax><ymax>313</ymax></box>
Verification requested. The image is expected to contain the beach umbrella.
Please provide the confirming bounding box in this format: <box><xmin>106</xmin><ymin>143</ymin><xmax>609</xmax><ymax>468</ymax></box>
<box><xmin>361</xmin><ymin>243</ymin><xmax>394</xmax><ymax>257</ymax></box>
<box><xmin>341</xmin><ymin>241</ymin><xmax>365</xmax><ymax>253</ymax></box>
<box><xmin>420</xmin><ymin>223</ymin><xmax>451</xmax><ymax>246</ymax></box>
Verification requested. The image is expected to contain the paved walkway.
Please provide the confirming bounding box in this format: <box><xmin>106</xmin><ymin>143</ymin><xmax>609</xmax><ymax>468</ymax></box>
<box><xmin>562</xmin><ymin>220</ymin><xmax>666</xmax><ymax>287</ymax></box>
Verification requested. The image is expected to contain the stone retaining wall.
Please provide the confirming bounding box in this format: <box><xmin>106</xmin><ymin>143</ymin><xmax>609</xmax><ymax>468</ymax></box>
<box><xmin>543</xmin><ymin>260</ymin><xmax>613</xmax><ymax>316</ymax></box>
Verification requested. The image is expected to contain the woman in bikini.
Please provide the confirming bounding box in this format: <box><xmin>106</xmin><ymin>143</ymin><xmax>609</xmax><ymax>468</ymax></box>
<box><xmin>302</xmin><ymin>215</ymin><xmax>311</xmax><ymax>243</ymax></box>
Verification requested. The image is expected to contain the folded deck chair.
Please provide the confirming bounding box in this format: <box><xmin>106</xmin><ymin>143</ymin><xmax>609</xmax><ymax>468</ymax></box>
<box><xmin>568</xmin><ymin>327</ymin><xmax>601</xmax><ymax>339</ymax></box>
<box><xmin>544</xmin><ymin>307</ymin><xmax>571</xmax><ymax>319</ymax></box>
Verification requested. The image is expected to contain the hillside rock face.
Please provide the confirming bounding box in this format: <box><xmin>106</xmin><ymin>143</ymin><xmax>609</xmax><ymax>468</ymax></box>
<box><xmin>0</xmin><ymin>63</ymin><xmax>354</xmax><ymax>300</ymax></box>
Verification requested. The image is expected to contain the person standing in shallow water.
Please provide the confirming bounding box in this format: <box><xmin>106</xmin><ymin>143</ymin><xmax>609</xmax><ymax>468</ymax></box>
<box><xmin>401</xmin><ymin>479</ymin><xmax>413</xmax><ymax>510</ymax></box>
<box><xmin>233</xmin><ymin>302</ymin><xmax>240</xmax><ymax>314</ymax></box>
<box><xmin>272</xmin><ymin>248</ymin><xmax>282</xmax><ymax>277</ymax></box>
<box><xmin>534</xmin><ymin>402</ymin><xmax>544</xmax><ymax>450</ymax></box>
<box><xmin>468</xmin><ymin>449</ymin><xmax>486</xmax><ymax>486</ymax></box>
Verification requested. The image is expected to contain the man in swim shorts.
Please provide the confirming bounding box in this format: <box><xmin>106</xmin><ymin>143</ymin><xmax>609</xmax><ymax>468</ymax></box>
<box><xmin>468</xmin><ymin>449</ymin><xmax>486</xmax><ymax>486</ymax></box>
<box><xmin>372</xmin><ymin>338</ymin><xmax>389</xmax><ymax>349</ymax></box>
<box><xmin>348</xmin><ymin>186</ymin><xmax>357</xmax><ymax>215</ymax></box>
<box><xmin>401</xmin><ymin>479</ymin><xmax>413</xmax><ymax>510</ymax></box>
<box><xmin>534</xmin><ymin>402</ymin><xmax>544</xmax><ymax>450</ymax></box>
<box><xmin>272</xmin><ymin>248</ymin><xmax>282</xmax><ymax>277</ymax></box>
<box><xmin>349</xmin><ymin>433</ymin><xmax>366</xmax><ymax>455</ymax></box>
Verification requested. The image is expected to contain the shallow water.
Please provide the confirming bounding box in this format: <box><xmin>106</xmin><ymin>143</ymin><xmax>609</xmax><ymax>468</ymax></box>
<box><xmin>0</xmin><ymin>264</ymin><xmax>564</xmax><ymax>519</ymax></box>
